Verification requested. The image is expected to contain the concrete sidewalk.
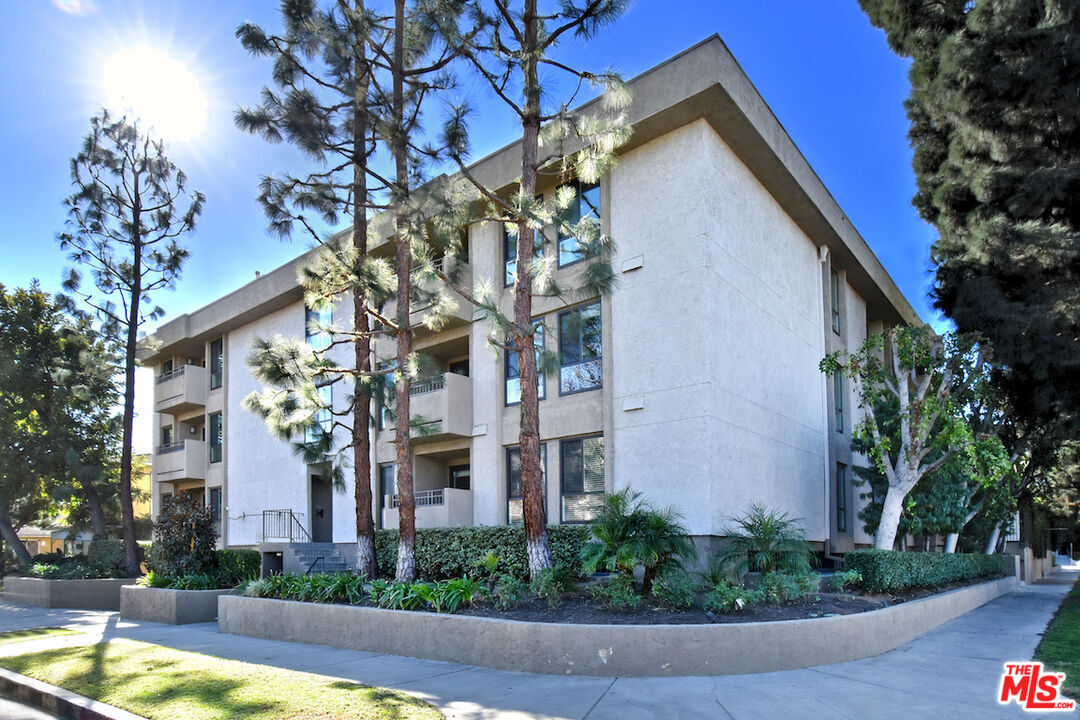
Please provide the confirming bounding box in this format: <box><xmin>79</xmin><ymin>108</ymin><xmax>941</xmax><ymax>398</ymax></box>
<box><xmin>0</xmin><ymin>569</ymin><xmax>1076</xmax><ymax>720</ymax></box>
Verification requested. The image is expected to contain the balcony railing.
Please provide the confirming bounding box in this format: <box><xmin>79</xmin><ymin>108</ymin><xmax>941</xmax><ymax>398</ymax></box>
<box><xmin>157</xmin><ymin>366</ymin><xmax>185</xmax><ymax>384</ymax></box>
<box><xmin>154</xmin><ymin>364</ymin><xmax>207</xmax><ymax>414</ymax></box>
<box><xmin>410</xmin><ymin>374</ymin><xmax>446</xmax><ymax>396</ymax></box>
<box><xmin>158</xmin><ymin>440</ymin><xmax>186</xmax><ymax>455</ymax></box>
<box><xmin>390</xmin><ymin>488</ymin><xmax>444</xmax><ymax>508</ymax></box>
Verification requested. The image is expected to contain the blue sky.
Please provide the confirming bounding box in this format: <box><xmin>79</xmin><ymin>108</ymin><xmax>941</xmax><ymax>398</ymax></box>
<box><xmin>0</xmin><ymin>0</ymin><xmax>941</xmax><ymax>450</ymax></box>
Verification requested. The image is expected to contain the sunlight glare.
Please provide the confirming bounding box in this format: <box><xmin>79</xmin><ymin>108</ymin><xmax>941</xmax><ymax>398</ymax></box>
<box><xmin>102</xmin><ymin>45</ymin><xmax>207</xmax><ymax>141</ymax></box>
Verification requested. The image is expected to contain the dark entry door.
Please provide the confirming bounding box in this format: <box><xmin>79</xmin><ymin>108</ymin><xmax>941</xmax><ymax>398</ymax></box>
<box><xmin>310</xmin><ymin>475</ymin><xmax>333</xmax><ymax>542</ymax></box>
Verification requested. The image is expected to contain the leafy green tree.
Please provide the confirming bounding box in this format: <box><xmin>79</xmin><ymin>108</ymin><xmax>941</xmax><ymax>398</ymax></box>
<box><xmin>859</xmin><ymin>0</ymin><xmax>1080</xmax><ymax>429</ymax></box>
<box><xmin>58</xmin><ymin>111</ymin><xmax>204</xmax><ymax>576</ymax></box>
<box><xmin>435</xmin><ymin>0</ymin><xmax>630</xmax><ymax>579</ymax></box>
<box><xmin>823</xmin><ymin>327</ymin><xmax>975</xmax><ymax>550</ymax></box>
<box><xmin>236</xmin><ymin>0</ymin><xmax>387</xmax><ymax>576</ymax></box>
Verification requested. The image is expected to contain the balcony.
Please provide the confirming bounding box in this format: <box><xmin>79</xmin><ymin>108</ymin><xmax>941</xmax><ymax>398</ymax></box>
<box><xmin>408</xmin><ymin>372</ymin><xmax>472</xmax><ymax>443</ymax></box>
<box><xmin>383</xmin><ymin>488</ymin><xmax>473</xmax><ymax>529</ymax></box>
<box><xmin>152</xmin><ymin>439</ymin><xmax>207</xmax><ymax>482</ymax></box>
<box><xmin>154</xmin><ymin>365</ymin><xmax>208</xmax><ymax>415</ymax></box>
<box><xmin>385</xmin><ymin>258</ymin><xmax>474</xmax><ymax>340</ymax></box>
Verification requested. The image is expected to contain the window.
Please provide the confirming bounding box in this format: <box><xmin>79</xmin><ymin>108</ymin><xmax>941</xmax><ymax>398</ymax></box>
<box><xmin>210</xmin><ymin>338</ymin><xmax>224</xmax><ymax>389</ymax></box>
<box><xmin>160</xmin><ymin>425</ymin><xmax>174</xmax><ymax>449</ymax></box>
<box><xmin>506</xmin><ymin>323</ymin><xmax>546</xmax><ymax>405</ymax></box>
<box><xmin>448</xmin><ymin>359</ymin><xmax>469</xmax><ymax>377</ymax></box>
<box><xmin>559</xmin><ymin>302</ymin><xmax>602</xmax><ymax>394</ymax></box>
<box><xmin>305</xmin><ymin>384</ymin><xmax>332</xmax><ymax>444</ymax></box>
<box><xmin>379</xmin><ymin>463</ymin><xmax>396</xmax><ymax>509</ymax></box>
<box><xmin>558</xmin><ymin>181</ymin><xmax>600</xmax><ymax>267</ymax></box>
<box><xmin>507</xmin><ymin>445</ymin><xmax>547</xmax><ymax>525</ymax></box>
<box><xmin>833</xmin><ymin>369</ymin><xmax>844</xmax><ymax>432</ymax></box>
<box><xmin>377</xmin><ymin>362</ymin><xmax>394</xmax><ymax>431</ymax></box>
<box><xmin>449</xmin><ymin>465</ymin><xmax>470</xmax><ymax>490</ymax></box>
<box><xmin>836</xmin><ymin>464</ymin><xmax>848</xmax><ymax>533</ymax></box>
<box><xmin>561</xmin><ymin>436</ymin><xmax>604</xmax><ymax>522</ymax></box>
<box><xmin>305</xmin><ymin>305</ymin><xmax>332</xmax><ymax>351</ymax></box>
<box><xmin>504</xmin><ymin>222</ymin><xmax>545</xmax><ymax>287</ymax></box>
<box><xmin>209</xmin><ymin>412</ymin><xmax>223</xmax><ymax>463</ymax></box>
<box><xmin>161</xmin><ymin>359</ymin><xmax>173</xmax><ymax>377</ymax></box>
<box><xmin>830</xmin><ymin>268</ymin><xmax>841</xmax><ymax>335</ymax></box>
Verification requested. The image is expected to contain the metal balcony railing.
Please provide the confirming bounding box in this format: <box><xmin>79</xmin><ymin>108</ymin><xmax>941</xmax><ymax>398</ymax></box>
<box><xmin>390</xmin><ymin>488</ymin><xmax>445</xmax><ymax>508</ymax></box>
<box><xmin>157</xmin><ymin>366</ymin><xmax>186</xmax><ymax>384</ymax></box>
<box><xmin>158</xmin><ymin>440</ymin><xmax>186</xmax><ymax>455</ymax></box>
<box><xmin>410</xmin><ymin>374</ymin><xmax>445</xmax><ymax>396</ymax></box>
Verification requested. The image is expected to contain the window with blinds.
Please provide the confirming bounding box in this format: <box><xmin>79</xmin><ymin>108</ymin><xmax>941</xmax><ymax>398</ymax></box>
<box><xmin>560</xmin><ymin>435</ymin><xmax>604</xmax><ymax>523</ymax></box>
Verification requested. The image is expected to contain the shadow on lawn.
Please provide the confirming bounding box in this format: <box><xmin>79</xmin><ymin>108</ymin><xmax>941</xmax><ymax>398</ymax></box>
<box><xmin>329</xmin><ymin>681</ymin><xmax>436</xmax><ymax>719</ymax></box>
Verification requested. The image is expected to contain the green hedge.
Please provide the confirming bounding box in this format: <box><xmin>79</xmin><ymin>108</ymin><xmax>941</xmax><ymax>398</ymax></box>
<box><xmin>374</xmin><ymin>525</ymin><xmax>591</xmax><ymax>581</ymax></box>
<box><xmin>87</xmin><ymin>540</ymin><xmax>126</xmax><ymax>577</ymax></box>
<box><xmin>216</xmin><ymin>550</ymin><xmax>260</xmax><ymax>586</ymax></box>
<box><xmin>845</xmin><ymin>550</ymin><xmax>1004</xmax><ymax>593</ymax></box>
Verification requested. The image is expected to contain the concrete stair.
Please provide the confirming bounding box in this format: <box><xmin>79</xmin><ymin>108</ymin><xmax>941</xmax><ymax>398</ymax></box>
<box><xmin>286</xmin><ymin>543</ymin><xmax>350</xmax><ymax>574</ymax></box>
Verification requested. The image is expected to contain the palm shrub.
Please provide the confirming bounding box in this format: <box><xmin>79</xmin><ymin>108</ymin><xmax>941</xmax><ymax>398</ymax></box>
<box><xmin>580</xmin><ymin>488</ymin><xmax>697</xmax><ymax>596</ymax></box>
<box><xmin>716</xmin><ymin>503</ymin><xmax>814</xmax><ymax>576</ymax></box>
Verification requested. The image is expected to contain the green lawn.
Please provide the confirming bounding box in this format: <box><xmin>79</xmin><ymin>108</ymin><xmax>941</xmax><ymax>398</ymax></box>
<box><xmin>1035</xmin><ymin>582</ymin><xmax>1080</xmax><ymax>701</ymax></box>
<box><xmin>0</xmin><ymin>638</ymin><xmax>442</xmax><ymax>720</ymax></box>
<box><xmin>0</xmin><ymin>628</ymin><xmax>78</xmax><ymax>647</ymax></box>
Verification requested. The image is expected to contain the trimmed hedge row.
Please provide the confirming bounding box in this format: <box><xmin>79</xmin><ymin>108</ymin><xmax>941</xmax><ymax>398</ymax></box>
<box><xmin>374</xmin><ymin>525</ymin><xmax>592</xmax><ymax>581</ymax></box>
<box><xmin>845</xmin><ymin>550</ymin><xmax>1004</xmax><ymax>593</ymax></box>
<box><xmin>144</xmin><ymin>546</ymin><xmax>261</xmax><ymax>586</ymax></box>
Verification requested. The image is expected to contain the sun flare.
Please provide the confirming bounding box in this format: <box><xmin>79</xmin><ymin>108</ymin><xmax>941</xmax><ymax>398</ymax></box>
<box><xmin>102</xmin><ymin>45</ymin><xmax>207</xmax><ymax>141</ymax></box>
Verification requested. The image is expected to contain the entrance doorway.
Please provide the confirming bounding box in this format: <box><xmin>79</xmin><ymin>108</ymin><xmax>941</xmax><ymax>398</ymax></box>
<box><xmin>310</xmin><ymin>474</ymin><xmax>333</xmax><ymax>542</ymax></box>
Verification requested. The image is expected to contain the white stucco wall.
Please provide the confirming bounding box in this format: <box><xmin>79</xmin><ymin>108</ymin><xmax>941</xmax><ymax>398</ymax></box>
<box><xmin>609</xmin><ymin>119</ymin><xmax>830</xmax><ymax>540</ymax></box>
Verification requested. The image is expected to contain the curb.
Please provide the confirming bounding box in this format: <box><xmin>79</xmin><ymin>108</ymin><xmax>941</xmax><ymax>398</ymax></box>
<box><xmin>0</xmin><ymin>666</ymin><xmax>145</xmax><ymax>720</ymax></box>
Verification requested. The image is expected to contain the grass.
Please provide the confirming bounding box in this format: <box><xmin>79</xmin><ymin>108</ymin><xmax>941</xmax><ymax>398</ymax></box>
<box><xmin>0</xmin><ymin>638</ymin><xmax>442</xmax><ymax>720</ymax></box>
<box><xmin>0</xmin><ymin>627</ymin><xmax>78</xmax><ymax>646</ymax></box>
<box><xmin>1035</xmin><ymin>582</ymin><xmax>1080</xmax><ymax>701</ymax></box>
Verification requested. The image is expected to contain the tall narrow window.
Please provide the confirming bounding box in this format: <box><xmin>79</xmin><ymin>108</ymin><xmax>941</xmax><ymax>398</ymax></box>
<box><xmin>559</xmin><ymin>302</ymin><xmax>602</xmax><ymax>394</ymax></box>
<box><xmin>833</xmin><ymin>369</ymin><xmax>844</xmax><ymax>432</ymax></box>
<box><xmin>305</xmin><ymin>305</ymin><xmax>332</xmax><ymax>351</ymax></box>
<box><xmin>506</xmin><ymin>323</ymin><xmax>546</xmax><ymax>405</ymax></box>
<box><xmin>507</xmin><ymin>445</ymin><xmax>547</xmax><ymax>525</ymax></box>
<box><xmin>161</xmin><ymin>359</ymin><xmax>174</xmax><ymax>377</ymax></box>
<box><xmin>160</xmin><ymin>425</ymin><xmax>174</xmax><ymax>449</ymax></box>
<box><xmin>561</xmin><ymin>435</ymin><xmax>604</xmax><ymax>522</ymax></box>
<box><xmin>504</xmin><ymin>225</ymin><xmax>517</xmax><ymax>286</ymax></box>
<box><xmin>209</xmin><ymin>412</ymin><xmax>223</xmax><ymax>463</ymax></box>
<box><xmin>558</xmin><ymin>181</ymin><xmax>601</xmax><ymax>267</ymax></box>
<box><xmin>209</xmin><ymin>338</ymin><xmax>223</xmax><ymax>389</ymax></box>
<box><xmin>306</xmin><ymin>384</ymin><xmax>332</xmax><ymax>444</ymax></box>
<box><xmin>830</xmin><ymin>268</ymin><xmax>841</xmax><ymax>335</ymax></box>
<box><xmin>379</xmin><ymin>463</ymin><xmax>395</xmax><ymax>509</ymax></box>
<box><xmin>836</xmin><ymin>463</ymin><xmax>848</xmax><ymax>532</ymax></box>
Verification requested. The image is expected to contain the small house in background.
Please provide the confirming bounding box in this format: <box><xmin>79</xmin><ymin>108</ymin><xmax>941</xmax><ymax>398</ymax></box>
<box><xmin>16</xmin><ymin>526</ymin><xmax>94</xmax><ymax>557</ymax></box>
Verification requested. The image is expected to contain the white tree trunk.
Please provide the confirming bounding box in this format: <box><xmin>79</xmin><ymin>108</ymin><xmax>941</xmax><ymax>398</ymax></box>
<box><xmin>944</xmin><ymin>533</ymin><xmax>959</xmax><ymax>553</ymax></box>
<box><xmin>874</xmin><ymin>487</ymin><xmax>907</xmax><ymax>550</ymax></box>
<box><xmin>985</xmin><ymin>523</ymin><xmax>1002</xmax><ymax>555</ymax></box>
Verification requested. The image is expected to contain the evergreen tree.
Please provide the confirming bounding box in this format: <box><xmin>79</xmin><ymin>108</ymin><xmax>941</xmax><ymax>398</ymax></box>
<box><xmin>58</xmin><ymin>111</ymin><xmax>204</xmax><ymax>576</ymax></box>
<box><xmin>860</xmin><ymin>0</ymin><xmax>1080</xmax><ymax>429</ymax></box>
<box><xmin>236</xmin><ymin>0</ymin><xmax>386</xmax><ymax>576</ymax></box>
<box><xmin>435</xmin><ymin>0</ymin><xmax>630</xmax><ymax>579</ymax></box>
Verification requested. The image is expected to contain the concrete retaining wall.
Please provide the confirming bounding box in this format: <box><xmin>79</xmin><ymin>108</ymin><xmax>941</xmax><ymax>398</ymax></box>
<box><xmin>121</xmin><ymin>586</ymin><xmax>232</xmax><ymax>624</ymax></box>
<box><xmin>219</xmin><ymin>575</ymin><xmax>1019</xmax><ymax>677</ymax></box>
<box><xmin>2</xmin><ymin>577</ymin><xmax>135</xmax><ymax>611</ymax></box>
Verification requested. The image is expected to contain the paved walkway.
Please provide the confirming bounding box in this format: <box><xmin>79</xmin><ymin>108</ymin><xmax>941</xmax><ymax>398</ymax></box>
<box><xmin>0</xmin><ymin>568</ymin><xmax>1076</xmax><ymax>720</ymax></box>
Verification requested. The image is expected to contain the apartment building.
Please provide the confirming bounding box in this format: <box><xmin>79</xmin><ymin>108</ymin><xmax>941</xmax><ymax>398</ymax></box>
<box><xmin>141</xmin><ymin>36</ymin><xmax>920</xmax><ymax>563</ymax></box>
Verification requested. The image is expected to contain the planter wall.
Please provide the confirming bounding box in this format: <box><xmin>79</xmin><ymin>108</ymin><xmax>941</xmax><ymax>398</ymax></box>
<box><xmin>2</xmin><ymin>577</ymin><xmax>136</xmax><ymax>611</ymax></box>
<box><xmin>120</xmin><ymin>586</ymin><xmax>232</xmax><ymax>625</ymax></box>
<box><xmin>219</xmin><ymin>575</ymin><xmax>1019</xmax><ymax>677</ymax></box>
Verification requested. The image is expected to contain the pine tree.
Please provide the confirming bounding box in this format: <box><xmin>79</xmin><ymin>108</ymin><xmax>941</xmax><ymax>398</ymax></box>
<box><xmin>237</xmin><ymin>0</ymin><xmax>386</xmax><ymax>577</ymax></box>
<box><xmin>58</xmin><ymin>112</ymin><xmax>204</xmax><ymax>576</ymax></box>
<box><xmin>860</xmin><ymin>0</ymin><xmax>1080</xmax><ymax>429</ymax></box>
<box><xmin>435</xmin><ymin>0</ymin><xmax>630</xmax><ymax>579</ymax></box>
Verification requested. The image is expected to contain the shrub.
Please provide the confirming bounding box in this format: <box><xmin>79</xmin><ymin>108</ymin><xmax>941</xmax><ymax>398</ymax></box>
<box><xmin>216</xmin><ymin>549</ymin><xmax>260</xmax><ymax>586</ymax></box>
<box><xmin>704</xmin><ymin>580</ymin><xmax>764</xmax><ymax>614</ymax></box>
<box><xmin>529</xmin><ymin>567</ymin><xmax>566</xmax><ymax>609</ymax></box>
<box><xmin>152</xmin><ymin>495</ymin><xmax>218</xmax><ymax>577</ymax></box>
<box><xmin>829</xmin><ymin>569</ymin><xmax>863</xmax><ymax>593</ymax></box>
<box><xmin>28</xmin><ymin>563</ymin><xmax>60</xmax><ymax>579</ymax></box>
<box><xmin>580</xmin><ymin>488</ymin><xmax>697</xmax><ymax>595</ymax></box>
<box><xmin>588</xmin><ymin>574</ymin><xmax>642</xmax><ymax>610</ymax></box>
<box><xmin>168</xmin><ymin>573</ymin><xmax>219</xmax><ymax>590</ymax></box>
<box><xmin>136</xmin><ymin>570</ymin><xmax>172</xmax><ymax>588</ymax></box>
<box><xmin>844</xmin><ymin>550</ymin><xmax>1004</xmax><ymax>593</ymax></box>
<box><xmin>762</xmin><ymin>569</ymin><xmax>818</xmax><ymax>603</ymax></box>
<box><xmin>716</xmin><ymin>503</ymin><xmax>814</xmax><ymax>576</ymax></box>
<box><xmin>88</xmin><ymin>539</ymin><xmax>126</xmax><ymax>577</ymax></box>
<box><xmin>494</xmin><ymin>574</ymin><xmax>525</xmax><ymax>610</ymax></box>
<box><xmin>374</xmin><ymin>525</ymin><xmax>590</xmax><ymax>581</ymax></box>
<box><xmin>653</xmin><ymin>569</ymin><xmax>695</xmax><ymax>608</ymax></box>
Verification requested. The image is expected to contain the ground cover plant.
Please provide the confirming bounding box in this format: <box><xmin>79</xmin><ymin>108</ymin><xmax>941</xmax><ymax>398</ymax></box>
<box><xmin>1035</xmin><ymin>582</ymin><xmax>1080</xmax><ymax>701</ymax></box>
<box><xmin>0</xmin><ymin>638</ymin><xmax>441</xmax><ymax>720</ymax></box>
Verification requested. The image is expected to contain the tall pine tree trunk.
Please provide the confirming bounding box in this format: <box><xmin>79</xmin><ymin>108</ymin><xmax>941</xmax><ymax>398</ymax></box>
<box><xmin>118</xmin><ymin>183</ymin><xmax>143</xmax><ymax>577</ymax></box>
<box><xmin>391</xmin><ymin>0</ymin><xmax>416</xmax><ymax>584</ymax></box>
<box><xmin>350</xmin><ymin>13</ymin><xmax>377</xmax><ymax>578</ymax></box>
<box><xmin>516</xmin><ymin>0</ymin><xmax>553</xmax><ymax>579</ymax></box>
